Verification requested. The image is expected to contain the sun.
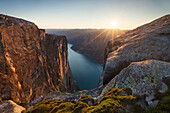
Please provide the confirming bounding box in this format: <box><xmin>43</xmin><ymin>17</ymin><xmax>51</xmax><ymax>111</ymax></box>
<box><xmin>110</xmin><ymin>21</ymin><xmax>117</xmax><ymax>29</ymax></box>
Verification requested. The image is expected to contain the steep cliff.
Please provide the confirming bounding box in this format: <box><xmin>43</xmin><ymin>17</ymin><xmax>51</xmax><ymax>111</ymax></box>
<box><xmin>100</xmin><ymin>14</ymin><xmax>170</xmax><ymax>85</ymax></box>
<box><xmin>0</xmin><ymin>14</ymin><xmax>79</xmax><ymax>103</ymax></box>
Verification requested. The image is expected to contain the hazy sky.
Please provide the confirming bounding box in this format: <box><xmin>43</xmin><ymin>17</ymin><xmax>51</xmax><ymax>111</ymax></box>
<box><xmin>1</xmin><ymin>0</ymin><xmax>170</xmax><ymax>29</ymax></box>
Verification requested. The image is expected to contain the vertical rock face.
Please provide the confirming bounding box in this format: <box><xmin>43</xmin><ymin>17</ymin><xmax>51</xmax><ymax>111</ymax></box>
<box><xmin>0</xmin><ymin>14</ymin><xmax>79</xmax><ymax>103</ymax></box>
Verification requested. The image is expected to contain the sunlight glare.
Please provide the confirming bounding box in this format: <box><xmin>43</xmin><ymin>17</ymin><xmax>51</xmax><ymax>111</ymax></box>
<box><xmin>110</xmin><ymin>21</ymin><xmax>117</xmax><ymax>29</ymax></box>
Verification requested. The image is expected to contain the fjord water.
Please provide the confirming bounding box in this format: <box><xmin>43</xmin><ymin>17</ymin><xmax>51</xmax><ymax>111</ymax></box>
<box><xmin>68</xmin><ymin>44</ymin><xmax>103</xmax><ymax>90</ymax></box>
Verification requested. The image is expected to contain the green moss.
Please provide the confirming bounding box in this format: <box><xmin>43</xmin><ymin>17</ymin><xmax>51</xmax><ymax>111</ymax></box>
<box><xmin>50</xmin><ymin>102</ymin><xmax>75</xmax><ymax>113</ymax></box>
<box><xmin>23</xmin><ymin>88</ymin><xmax>141</xmax><ymax>113</ymax></box>
<box><xmin>80</xmin><ymin>95</ymin><xmax>94</xmax><ymax>101</ymax></box>
<box><xmin>37</xmin><ymin>99</ymin><xmax>63</xmax><ymax>107</ymax></box>
<box><xmin>84</xmin><ymin>98</ymin><xmax>121</xmax><ymax>113</ymax></box>
<box><xmin>26</xmin><ymin>104</ymin><xmax>52</xmax><ymax>113</ymax></box>
<box><xmin>24</xmin><ymin>99</ymin><xmax>63</xmax><ymax>113</ymax></box>
<box><xmin>85</xmin><ymin>88</ymin><xmax>139</xmax><ymax>113</ymax></box>
<box><xmin>72</xmin><ymin>101</ymin><xmax>89</xmax><ymax>113</ymax></box>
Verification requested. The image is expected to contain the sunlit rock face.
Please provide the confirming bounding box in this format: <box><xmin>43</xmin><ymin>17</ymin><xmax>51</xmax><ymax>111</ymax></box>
<box><xmin>100</xmin><ymin>14</ymin><xmax>170</xmax><ymax>85</ymax></box>
<box><xmin>0</xmin><ymin>100</ymin><xmax>25</xmax><ymax>113</ymax></box>
<box><xmin>0</xmin><ymin>14</ymin><xmax>79</xmax><ymax>103</ymax></box>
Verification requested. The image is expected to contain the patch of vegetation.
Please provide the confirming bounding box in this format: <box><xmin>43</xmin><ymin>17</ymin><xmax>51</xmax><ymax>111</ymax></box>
<box><xmin>72</xmin><ymin>101</ymin><xmax>89</xmax><ymax>113</ymax></box>
<box><xmin>22</xmin><ymin>99</ymin><xmax>63</xmax><ymax>113</ymax></box>
<box><xmin>24</xmin><ymin>87</ymin><xmax>170</xmax><ymax>113</ymax></box>
<box><xmin>80</xmin><ymin>95</ymin><xmax>94</xmax><ymax>101</ymax></box>
<box><xmin>18</xmin><ymin>101</ymin><xmax>29</xmax><ymax>108</ymax></box>
<box><xmin>49</xmin><ymin>102</ymin><xmax>75</xmax><ymax>113</ymax></box>
<box><xmin>79</xmin><ymin>95</ymin><xmax>94</xmax><ymax>105</ymax></box>
<box><xmin>24</xmin><ymin>88</ymin><xmax>139</xmax><ymax>113</ymax></box>
<box><xmin>85</xmin><ymin>88</ymin><xmax>139</xmax><ymax>113</ymax></box>
<box><xmin>84</xmin><ymin>98</ymin><xmax>122</xmax><ymax>113</ymax></box>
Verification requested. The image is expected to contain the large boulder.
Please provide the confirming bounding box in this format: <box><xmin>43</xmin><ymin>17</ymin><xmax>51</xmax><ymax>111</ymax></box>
<box><xmin>100</xmin><ymin>60</ymin><xmax>170</xmax><ymax>108</ymax></box>
<box><xmin>100</xmin><ymin>14</ymin><xmax>170</xmax><ymax>85</ymax></box>
<box><xmin>0</xmin><ymin>100</ymin><xmax>25</xmax><ymax>113</ymax></box>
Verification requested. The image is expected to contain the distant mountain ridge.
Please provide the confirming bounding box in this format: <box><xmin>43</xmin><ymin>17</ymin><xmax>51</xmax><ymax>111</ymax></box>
<box><xmin>46</xmin><ymin>29</ymin><xmax>127</xmax><ymax>64</ymax></box>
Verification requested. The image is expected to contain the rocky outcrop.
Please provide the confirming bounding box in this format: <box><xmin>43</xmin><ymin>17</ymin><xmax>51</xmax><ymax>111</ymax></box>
<box><xmin>26</xmin><ymin>60</ymin><xmax>169</xmax><ymax>111</ymax></box>
<box><xmin>0</xmin><ymin>14</ymin><xmax>78</xmax><ymax>103</ymax></box>
<box><xmin>100</xmin><ymin>14</ymin><xmax>170</xmax><ymax>85</ymax></box>
<box><xmin>0</xmin><ymin>100</ymin><xmax>25</xmax><ymax>113</ymax></box>
<box><xmin>100</xmin><ymin>60</ymin><xmax>170</xmax><ymax>108</ymax></box>
<box><xmin>27</xmin><ymin>86</ymin><xmax>104</xmax><ymax>110</ymax></box>
<box><xmin>46</xmin><ymin>29</ymin><xmax>126</xmax><ymax>64</ymax></box>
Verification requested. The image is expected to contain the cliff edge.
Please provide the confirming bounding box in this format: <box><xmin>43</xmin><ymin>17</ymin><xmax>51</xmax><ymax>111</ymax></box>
<box><xmin>0</xmin><ymin>14</ymin><xmax>79</xmax><ymax>103</ymax></box>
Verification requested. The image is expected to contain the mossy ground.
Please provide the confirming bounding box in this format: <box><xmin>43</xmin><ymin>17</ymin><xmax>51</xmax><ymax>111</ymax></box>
<box><xmin>23</xmin><ymin>88</ymin><xmax>169</xmax><ymax>113</ymax></box>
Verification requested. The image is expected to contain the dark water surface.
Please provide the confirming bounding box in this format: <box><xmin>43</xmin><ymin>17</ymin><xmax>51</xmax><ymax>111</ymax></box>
<box><xmin>68</xmin><ymin>44</ymin><xmax>103</xmax><ymax>90</ymax></box>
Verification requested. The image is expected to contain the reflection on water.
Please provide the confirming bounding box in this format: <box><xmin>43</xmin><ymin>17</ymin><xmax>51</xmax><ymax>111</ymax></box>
<box><xmin>68</xmin><ymin>43</ymin><xmax>103</xmax><ymax>90</ymax></box>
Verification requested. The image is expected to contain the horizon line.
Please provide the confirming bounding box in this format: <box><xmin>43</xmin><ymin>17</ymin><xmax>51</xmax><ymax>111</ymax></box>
<box><xmin>43</xmin><ymin>28</ymin><xmax>130</xmax><ymax>30</ymax></box>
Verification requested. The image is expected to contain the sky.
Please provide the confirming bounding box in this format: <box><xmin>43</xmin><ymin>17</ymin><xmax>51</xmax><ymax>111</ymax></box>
<box><xmin>0</xmin><ymin>0</ymin><xmax>170</xmax><ymax>29</ymax></box>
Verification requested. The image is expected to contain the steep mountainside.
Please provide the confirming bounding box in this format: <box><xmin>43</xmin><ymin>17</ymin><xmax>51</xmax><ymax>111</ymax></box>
<box><xmin>46</xmin><ymin>29</ymin><xmax>126</xmax><ymax>64</ymax></box>
<box><xmin>100</xmin><ymin>14</ymin><xmax>170</xmax><ymax>85</ymax></box>
<box><xmin>0</xmin><ymin>14</ymin><xmax>79</xmax><ymax>103</ymax></box>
